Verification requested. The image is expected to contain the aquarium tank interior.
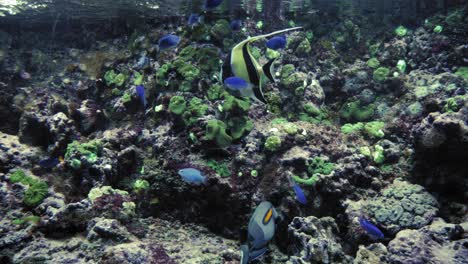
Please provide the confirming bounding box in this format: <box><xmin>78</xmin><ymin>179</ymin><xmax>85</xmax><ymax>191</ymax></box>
<box><xmin>0</xmin><ymin>0</ymin><xmax>467</xmax><ymax>263</ymax></box>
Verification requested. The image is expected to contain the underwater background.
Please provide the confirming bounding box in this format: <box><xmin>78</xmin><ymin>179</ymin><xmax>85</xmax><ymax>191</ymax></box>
<box><xmin>0</xmin><ymin>0</ymin><xmax>467</xmax><ymax>263</ymax></box>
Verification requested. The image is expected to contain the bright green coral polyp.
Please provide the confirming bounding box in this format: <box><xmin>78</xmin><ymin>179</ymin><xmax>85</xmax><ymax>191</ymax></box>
<box><xmin>264</xmin><ymin>136</ymin><xmax>281</xmax><ymax>152</ymax></box>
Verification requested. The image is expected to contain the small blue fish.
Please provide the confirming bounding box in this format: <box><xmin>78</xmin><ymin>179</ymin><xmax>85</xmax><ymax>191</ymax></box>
<box><xmin>359</xmin><ymin>217</ymin><xmax>384</xmax><ymax>239</ymax></box>
<box><xmin>293</xmin><ymin>183</ymin><xmax>307</xmax><ymax>204</ymax></box>
<box><xmin>158</xmin><ymin>35</ymin><xmax>180</xmax><ymax>50</ymax></box>
<box><xmin>178</xmin><ymin>168</ymin><xmax>206</xmax><ymax>185</ymax></box>
<box><xmin>39</xmin><ymin>157</ymin><xmax>59</xmax><ymax>169</ymax></box>
<box><xmin>224</xmin><ymin>77</ymin><xmax>253</xmax><ymax>98</ymax></box>
<box><xmin>266</xmin><ymin>36</ymin><xmax>287</xmax><ymax>50</ymax></box>
<box><xmin>204</xmin><ymin>0</ymin><xmax>223</xmax><ymax>9</ymax></box>
<box><xmin>230</xmin><ymin>20</ymin><xmax>242</xmax><ymax>31</ymax></box>
<box><xmin>136</xmin><ymin>85</ymin><xmax>147</xmax><ymax>108</ymax></box>
<box><xmin>188</xmin><ymin>13</ymin><xmax>202</xmax><ymax>27</ymax></box>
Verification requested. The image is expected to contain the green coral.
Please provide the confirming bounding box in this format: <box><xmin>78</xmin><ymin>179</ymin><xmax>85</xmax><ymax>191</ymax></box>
<box><xmin>367</xmin><ymin>58</ymin><xmax>380</xmax><ymax>68</ymax></box>
<box><xmin>65</xmin><ymin>140</ymin><xmax>102</xmax><ymax>165</ymax></box>
<box><xmin>433</xmin><ymin>25</ymin><xmax>443</xmax><ymax>33</ymax></box>
<box><xmin>111</xmin><ymin>88</ymin><xmax>121</xmax><ymax>96</ymax></box>
<box><xmin>156</xmin><ymin>63</ymin><xmax>171</xmax><ymax>85</ymax></box>
<box><xmin>292</xmin><ymin>157</ymin><xmax>334</xmax><ymax>185</ymax></box>
<box><xmin>372</xmin><ymin>145</ymin><xmax>385</xmax><ymax>164</ymax></box>
<box><xmin>454</xmin><ymin>67</ymin><xmax>468</xmax><ymax>79</ymax></box>
<box><xmin>9</xmin><ymin>170</ymin><xmax>35</xmax><ymax>185</ymax></box>
<box><xmin>206</xmin><ymin>160</ymin><xmax>231</xmax><ymax>178</ymax></box>
<box><xmin>206</xmin><ymin>84</ymin><xmax>224</xmax><ymax>101</ymax></box>
<box><xmin>104</xmin><ymin>70</ymin><xmax>127</xmax><ymax>87</ymax></box>
<box><xmin>373</xmin><ymin>67</ymin><xmax>390</xmax><ymax>82</ymax></box>
<box><xmin>133</xmin><ymin>179</ymin><xmax>150</xmax><ymax>192</ymax></box>
<box><xmin>299</xmin><ymin>104</ymin><xmax>330</xmax><ymax>124</ymax></box>
<box><xmin>182</xmin><ymin>97</ymin><xmax>209</xmax><ymax>125</ymax></box>
<box><xmin>24</xmin><ymin>181</ymin><xmax>48</xmax><ymax>207</ymax></box>
<box><xmin>359</xmin><ymin>144</ymin><xmax>385</xmax><ymax>163</ymax></box>
<box><xmin>359</xmin><ymin>146</ymin><xmax>372</xmax><ymax>157</ymax></box>
<box><xmin>266</xmin><ymin>92</ymin><xmax>282</xmax><ymax>114</ymax></box>
<box><xmin>227</xmin><ymin>116</ymin><xmax>253</xmax><ymax>139</ymax></box>
<box><xmin>443</xmin><ymin>96</ymin><xmax>464</xmax><ymax>112</ymax></box>
<box><xmin>296</xmin><ymin>39</ymin><xmax>311</xmax><ymax>56</ymax></box>
<box><xmin>9</xmin><ymin>170</ymin><xmax>49</xmax><ymax>207</ymax></box>
<box><xmin>281</xmin><ymin>71</ymin><xmax>305</xmax><ymax>89</ymax></box>
<box><xmin>210</xmin><ymin>19</ymin><xmax>231</xmax><ymax>40</ymax></box>
<box><xmin>12</xmin><ymin>215</ymin><xmax>41</xmax><ymax>226</ymax></box>
<box><xmin>121</xmin><ymin>93</ymin><xmax>131</xmax><ymax>103</ymax></box>
<box><xmin>341</xmin><ymin>122</ymin><xmax>364</xmax><ymax>134</ymax></box>
<box><xmin>340</xmin><ymin>101</ymin><xmax>374</xmax><ymax>121</ymax></box>
<box><xmin>205</xmin><ymin>120</ymin><xmax>233</xmax><ymax>148</ymax></box>
<box><xmin>70</xmin><ymin>159</ymin><xmax>82</xmax><ymax>169</ymax></box>
<box><xmin>292</xmin><ymin>174</ymin><xmax>319</xmax><ymax>185</ymax></box>
<box><xmin>256</xmin><ymin>21</ymin><xmax>263</xmax><ymax>29</ymax></box>
<box><xmin>266</xmin><ymin>48</ymin><xmax>280</xmax><ymax>59</ymax></box>
<box><xmin>169</xmin><ymin>96</ymin><xmax>187</xmax><ymax>115</ymax></box>
<box><xmin>307</xmin><ymin>157</ymin><xmax>335</xmax><ymax>176</ymax></box>
<box><xmin>406</xmin><ymin>102</ymin><xmax>423</xmax><ymax>117</ymax></box>
<box><xmin>264</xmin><ymin>136</ymin><xmax>281</xmax><ymax>152</ymax></box>
<box><xmin>133</xmin><ymin>72</ymin><xmax>144</xmax><ymax>85</ymax></box>
<box><xmin>175</xmin><ymin>62</ymin><xmax>200</xmax><ymax>82</ymax></box>
<box><xmin>396</xmin><ymin>60</ymin><xmax>407</xmax><ymax>73</ymax></box>
<box><xmin>395</xmin><ymin>25</ymin><xmax>408</xmax><ymax>37</ymax></box>
<box><xmin>281</xmin><ymin>123</ymin><xmax>299</xmax><ymax>135</ymax></box>
<box><xmin>364</xmin><ymin>121</ymin><xmax>385</xmax><ymax>138</ymax></box>
<box><xmin>280</xmin><ymin>64</ymin><xmax>306</xmax><ymax>89</ymax></box>
<box><xmin>271</xmin><ymin>118</ymin><xmax>288</xmax><ymax>125</ymax></box>
<box><xmin>104</xmin><ymin>70</ymin><xmax>117</xmax><ymax>86</ymax></box>
<box><xmin>222</xmin><ymin>94</ymin><xmax>250</xmax><ymax>112</ymax></box>
<box><xmin>369</xmin><ymin>43</ymin><xmax>381</xmax><ymax>56</ymax></box>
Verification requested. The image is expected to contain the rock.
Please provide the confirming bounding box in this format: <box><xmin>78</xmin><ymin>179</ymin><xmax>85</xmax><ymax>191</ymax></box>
<box><xmin>12</xmin><ymin>237</ymin><xmax>88</xmax><ymax>263</ymax></box>
<box><xmin>354</xmin><ymin>243</ymin><xmax>388</xmax><ymax>264</ymax></box>
<box><xmin>365</xmin><ymin>179</ymin><xmax>439</xmax><ymax>235</ymax></box>
<box><xmin>41</xmin><ymin>199</ymin><xmax>93</xmax><ymax>234</ymax></box>
<box><xmin>280</xmin><ymin>146</ymin><xmax>312</xmax><ymax>167</ymax></box>
<box><xmin>46</xmin><ymin>112</ymin><xmax>76</xmax><ymax>154</ymax></box>
<box><xmin>0</xmin><ymin>132</ymin><xmax>42</xmax><ymax>172</ymax></box>
<box><xmin>73</xmin><ymin>99</ymin><xmax>107</xmax><ymax>135</ymax></box>
<box><xmin>412</xmin><ymin>109</ymin><xmax>468</xmax><ymax>203</ymax></box>
<box><xmin>100</xmin><ymin>242</ymin><xmax>152</xmax><ymax>264</ymax></box>
<box><xmin>18</xmin><ymin>112</ymin><xmax>50</xmax><ymax>148</ymax></box>
<box><xmin>287</xmin><ymin>216</ymin><xmax>353</xmax><ymax>264</ymax></box>
<box><xmin>387</xmin><ymin>218</ymin><xmax>467</xmax><ymax>263</ymax></box>
<box><xmin>87</xmin><ymin>218</ymin><xmax>135</xmax><ymax>243</ymax></box>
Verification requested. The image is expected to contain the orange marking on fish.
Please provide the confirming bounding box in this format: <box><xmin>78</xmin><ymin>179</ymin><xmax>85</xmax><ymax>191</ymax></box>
<box><xmin>263</xmin><ymin>208</ymin><xmax>273</xmax><ymax>224</ymax></box>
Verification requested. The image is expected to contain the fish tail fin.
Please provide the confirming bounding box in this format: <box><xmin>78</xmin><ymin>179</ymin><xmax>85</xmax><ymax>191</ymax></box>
<box><xmin>262</xmin><ymin>58</ymin><xmax>277</xmax><ymax>83</ymax></box>
<box><xmin>251</xmin><ymin>84</ymin><xmax>267</xmax><ymax>104</ymax></box>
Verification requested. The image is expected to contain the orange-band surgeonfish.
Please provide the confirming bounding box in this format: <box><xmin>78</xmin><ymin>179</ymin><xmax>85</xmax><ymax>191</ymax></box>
<box><xmin>240</xmin><ymin>201</ymin><xmax>279</xmax><ymax>264</ymax></box>
<box><xmin>222</xmin><ymin>27</ymin><xmax>302</xmax><ymax>104</ymax></box>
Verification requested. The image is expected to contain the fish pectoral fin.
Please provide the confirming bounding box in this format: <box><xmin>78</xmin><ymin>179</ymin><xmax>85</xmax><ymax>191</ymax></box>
<box><xmin>262</xmin><ymin>58</ymin><xmax>277</xmax><ymax>83</ymax></box>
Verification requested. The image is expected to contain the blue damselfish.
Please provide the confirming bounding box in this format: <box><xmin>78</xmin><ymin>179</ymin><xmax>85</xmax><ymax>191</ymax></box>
<box><xmin>178</xmin><ymin>168</ymin><xmax>206</xmax><ymax>185</ymax></box>
<box><xmin>158</xmin><ymin>34</ymin><xmax>180</xmax><ymax>50</ymax></box>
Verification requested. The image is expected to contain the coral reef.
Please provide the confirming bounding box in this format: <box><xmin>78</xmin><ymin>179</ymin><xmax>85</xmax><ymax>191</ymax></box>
<box><xmin>0</xmin><ymin>2</ymin><xmax>466</xmax><ymax>263</ymax></box>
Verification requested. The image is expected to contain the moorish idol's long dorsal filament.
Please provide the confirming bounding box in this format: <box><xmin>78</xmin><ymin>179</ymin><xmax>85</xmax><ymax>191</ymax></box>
<box><xmin>230</xmin><ymin>27</ymin><xmax>302</xmax><ymax>103</ymax></box>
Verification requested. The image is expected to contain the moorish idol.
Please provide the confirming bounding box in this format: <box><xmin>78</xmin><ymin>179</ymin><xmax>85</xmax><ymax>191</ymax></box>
<box><xmin>222</xmin><ymin>27</ymin><xmax>302</xmax><ymax>104</ymax></box>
